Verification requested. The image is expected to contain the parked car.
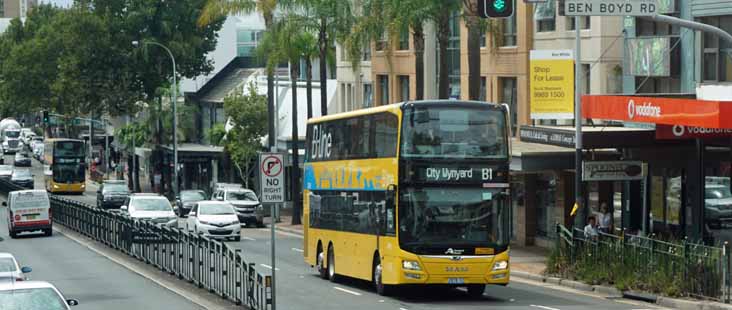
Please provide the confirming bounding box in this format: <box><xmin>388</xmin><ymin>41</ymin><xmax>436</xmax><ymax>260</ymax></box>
<box><xmin>96</xmin><ymin>180</ymin><xmax>130</xmax><ymax>209</ymax></box>
<box><xmin>13</xmin><ymin>152</ymin><xmax>30</xmax><ymax>167</ymax></box>
<box><xmin>0</xmin><ymin>165</ymin><xmax>13</xmax><ymax>181</ymax></box>
<box><xmin>212</xmin><ymin>187</ymin><xmax>264</xmax><ymax>227</ymax></box>
<box><xmin>185</xmin><ymin>201</ymin><xmax>241</xmax><ymax>241</ymax></box>
<box><xmin>120</xmin><ymin>193</ymin><xmax>177</xmax><ymax>226</ymax></box>
<box><xmin>5</xmin><ymin>190</ymin><xmax>51</xmax><ymax>238</ymax></box>
<box><xmin>0</xmin><ymin>281</ymin><xmax>79</xmax><ymax>309</ymax></box>
<box><xmin>175</xmin><ymin>190</ymin><xmax>207</xmax><ymax>217</ymax></box>
<box><xmin>0</xmin><ymin>253</ymin><xmax>32</xmax><ymax>282</ymax></box>
<box><xmin>705</xmin><ymin>184</ymin><xmax>732</xmax><ymax>228</ymax></box>
<box><xmin>10</xmin><ymin>169</ymin><xmax>33</xmax><ymax>189</ymax></box>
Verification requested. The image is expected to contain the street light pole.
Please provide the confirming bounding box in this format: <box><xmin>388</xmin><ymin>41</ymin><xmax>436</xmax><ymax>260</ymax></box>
<box><xmin>133</xmin><ymin>40</ymin><xmax>179</xmax><ymax>197</ymax></box>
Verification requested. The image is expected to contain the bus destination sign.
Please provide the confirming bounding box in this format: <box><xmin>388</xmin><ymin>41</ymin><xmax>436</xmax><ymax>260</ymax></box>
<box><xmin>403</xmin><ymin>163</ymin><xmax>508</xmax><ymax>185</ymax></box>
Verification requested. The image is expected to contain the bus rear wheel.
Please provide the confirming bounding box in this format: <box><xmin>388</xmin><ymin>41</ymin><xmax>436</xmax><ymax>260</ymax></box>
<box><xmin>316</xmin><ymin>246</ymin><xmax>328</xmax><ymax>279</ymax></box>
<box><xmin>373</xmin><ymin>257</ymin><xmax>391</xmax><ymax>296</ymax></box>
<box><xmin>327</xmin><ymin>246</ymin><xmax>337</xmax><ymax>282</ymax></box>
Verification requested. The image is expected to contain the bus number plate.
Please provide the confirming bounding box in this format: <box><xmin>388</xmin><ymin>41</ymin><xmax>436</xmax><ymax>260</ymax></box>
<box><xmin>448</xmin><ymin>278</ymin><xmax>465</xmax><ymax>284</ymax></box>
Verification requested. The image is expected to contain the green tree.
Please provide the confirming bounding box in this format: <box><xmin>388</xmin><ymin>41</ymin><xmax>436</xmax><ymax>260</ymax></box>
<box><xmin>198</xmin><ymin>0</ymin><xmax>279</xmax><ymax>149</ymax></box>
<box><xmin>222</xmin><ymin>84</ymin><xmax>268</xmax><ymax>187</ymax></box>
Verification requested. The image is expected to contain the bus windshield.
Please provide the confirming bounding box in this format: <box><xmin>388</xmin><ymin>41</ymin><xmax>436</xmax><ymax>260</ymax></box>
<box><xmin>5</xmin><ymin>131</ymin><xmax>20</xmax><ymax>138</ymax></box>
<box><xmin>398</xmin><ymin>187</ymin><xmax>509</xmax><ymax>252</ymax></box>
<box><xmin>401</xmin><ymin>106</ymin><xmax>507</xmax><ymax>159</ymax></box>
<box><xmin>53</xmin><ymin>164</ymin><xmax>85</xmax><ymax>183</ymax></box>
<box><xmin>55</xmin><ymin>141</ymin><xmax>85</xmax><ymax>157</ymax></box>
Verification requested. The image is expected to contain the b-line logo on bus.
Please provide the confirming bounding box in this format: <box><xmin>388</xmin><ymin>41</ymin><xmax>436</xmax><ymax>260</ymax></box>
<box><xmin>310</xmin><ymin>124</ymin><xmax>332</xmax><ymax>160</ymax></box>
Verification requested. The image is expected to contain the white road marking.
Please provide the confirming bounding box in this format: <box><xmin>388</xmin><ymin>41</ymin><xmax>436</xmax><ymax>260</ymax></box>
<box><xmin>241</xmin><ymin>236</ymin><xmax>256</xmax><ymax>241</ymax></box>
<box><xmin>399</xmin><ymin>308</ymin><xmax>408</xmax><ymax>310</ymax></box>
<box><xmin>291</xmin><ymin>247</ymin><xmax>304</xmax><ymax>253</ymax></box>
<box><xmin>530</xmin><ymin>305</ymin><xmax>560</xmax><ymax>310</ymax></box>
<box><xmin>259</xmin><ymin>264</ymin><xmax>280</xmax><ymax>271</ymax></box>
<box><xmin>333</xmin><ymin>286</ymin><xmax>362</xmax><ymax>296</ymax></box>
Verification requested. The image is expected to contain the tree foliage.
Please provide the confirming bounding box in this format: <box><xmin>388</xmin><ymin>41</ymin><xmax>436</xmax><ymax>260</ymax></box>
<box><xmin>222</xmin><ymin>84</ymin><xmax>268</xmax><ymax>184</ymax></box>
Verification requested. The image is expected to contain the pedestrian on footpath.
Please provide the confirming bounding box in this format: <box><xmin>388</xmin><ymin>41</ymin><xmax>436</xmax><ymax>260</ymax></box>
<box><xmin>584</xmin><ymin>216</ymin><xmax>599</xmax><ymax>240</ymax></box>
<box><xmin>598</xmin><ymin>202</ymin><xmax>613</xmax><ymax>234</ymax></box>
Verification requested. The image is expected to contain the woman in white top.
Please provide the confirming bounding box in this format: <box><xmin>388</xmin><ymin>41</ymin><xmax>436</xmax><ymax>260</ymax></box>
<box><xmin>598</xmin><ymin>202</ymin><xmax>613</xmax><ymax>234</ymax></box>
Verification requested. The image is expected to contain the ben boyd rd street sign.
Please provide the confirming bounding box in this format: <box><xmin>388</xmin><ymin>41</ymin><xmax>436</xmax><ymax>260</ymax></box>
<box><xmin>259</xmin><ymin>153</ymin><xmax>285</xmax><ymax>203</ymax></box>
<box><xmin>565</xmin><ymin>0</ymin><xmax>658</xmax><ymax>16</ymax></box>
<box><xmin>583</xmin><ymin>161</ymin><xmax>648</xmax><ymax>181</ymax></box>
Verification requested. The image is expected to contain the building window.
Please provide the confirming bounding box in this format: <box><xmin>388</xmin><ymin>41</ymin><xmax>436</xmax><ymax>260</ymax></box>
<box><xmin>362</xmin><ymin>38</ymin><xmax>371</xmax><ymax>61</ymax></box>
<box><xmin>701</xmin><ymin>16</ymin><xmax>732</xmax><ymax>82</ymax></box>
<box><xmin>398</xmin><ymin>27</ymin><xmax>409</xmax><ymax>50</ymax></box>
<box><xmin>378</xmin><ymin>75</ymin><xmax>389</xmax><ymax>105</ymax></box>
<box><xmin>376</xmin><ymin>32</ymin><xmax>386</xmax><ymax>51</ymax></box>
<box><xmin>566</xmin><ymin>16</ymin><xmax>591</xmax><ymax>31</ymax></box>
<box><xmin>398</xmin><ymin>76</ymin><xmax>410</xmax><ymax>102</ymax></box>
<box><xmin>363</xmin><ymin>83</ymin><xmax>373</xmax><ymax>108</ymax></box>
<box><xmin>502</xmin><ymin>14</ymin><xmax>517</xmax><ymax>47</ymax></box>
<box><xmin>499</xmin><ymin>77</ymin><xmax>518</xmax><ymax>135</ymax></box>
<box><xmin>447</xmin><ymin>11</ymin><xmax>461</xmax><ymax>98</ymax></box>
<box><xmin>479</xmin><ymin>77</ymin><xmax>487</xmax><ymax>101</ymax></box>
<box><xmin>582</xmin><ymin>64</ymin><xmax>591</xmax><ymax>94</ymax></box>
<box><xmin>237</xmin><ymin>29</ymin><xmax>264</xmax><ymax>57</ymax></box>
<box><xmin>534</xmin><ymin>0</ymin><xmax>556</xmax><ymax>32</ymax></box>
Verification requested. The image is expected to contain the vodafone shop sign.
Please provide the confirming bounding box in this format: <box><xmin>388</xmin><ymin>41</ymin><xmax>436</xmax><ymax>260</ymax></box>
<box><xmin>582</xmin><ymin>95</ymin><xmax>732</xmax><ymax>129</ymax></box>
<box><xmin>656</xmin><ymin>125</ymin><xmax>732</xmax><ymax>140</ymax></box>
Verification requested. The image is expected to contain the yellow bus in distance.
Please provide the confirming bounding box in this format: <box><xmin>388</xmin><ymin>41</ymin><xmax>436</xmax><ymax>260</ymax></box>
<box><xmin>44</xmin><ymin>139</ymin><xmax>86</xmax><ymax>194</ymax></box>
<box><xmin>303</xmin><ymin>100</ymin><xmax>511</xmax><ymax>297</ymax></box>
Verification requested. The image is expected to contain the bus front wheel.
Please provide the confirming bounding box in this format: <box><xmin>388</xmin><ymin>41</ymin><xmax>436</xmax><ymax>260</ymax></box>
<box><xmin>373</xmin><ymin>257</ymin><xmax>392</xmax><ymax>296</ymax></box>
<box><xmin>466</xmin><ymin>284</ymin><xmax>485</xmax><ymax>298</ymax></box>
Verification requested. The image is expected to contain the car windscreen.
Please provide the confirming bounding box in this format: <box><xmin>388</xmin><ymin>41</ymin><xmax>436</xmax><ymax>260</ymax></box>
<box><xmin>0</xmin><ymin>258</ymin><xmax>17</xmax><ymax>272</ymax></box>
<box><xmin>181</xmin><ymin>191</ymin><xmax>206</xmax><ymax>201</ymax></box>
<box><xmin>5</xmin><ymin>131</ymin><xmax>20</xmax><ymax>138</ymax></box>
<box><xmin>103</xmin><ymin>184</ymin><xmax>128</xmax><ymax>193</ymax></box>
<box><xmin>12</xmin><ymin>170</ymin><xmax>31</xmax><ymax>178</ymax></box>
<box><xmin>0</xmin><ymin>166</ymin><xmax>12</xmax><ymax>173</ymax></box>
<box><xmin>131</xmin><ymin>198</ymin><xmax>171</xmax><ymax>211</ymax></box>
<box><xmin>226</xmin><ymin>191</ymin><xmax>258</xmax><ymax>202</ymax></box>
<box><xmin>0</xmin><ymin>288</ymin><xmax>68</xmax><ymax>310</ymax></box>
<box><xmin>199</xmin><ymin>204</ymin><xmax>235</xmax><ymax>215</ymax></box>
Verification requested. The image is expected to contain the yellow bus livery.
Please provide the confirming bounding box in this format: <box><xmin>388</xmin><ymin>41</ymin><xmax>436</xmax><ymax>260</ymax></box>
<box><xmin>44</xmin><ymin>139</ymin><xmax>87</xmax><ymax>194</ymax></box>
<box><xmin>303</xmin><ymin>100</ymin><xmax>512</xmax><ymax>297</ymax></box>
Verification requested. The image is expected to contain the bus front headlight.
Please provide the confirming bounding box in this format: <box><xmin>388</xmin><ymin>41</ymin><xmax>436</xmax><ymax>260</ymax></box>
<box><xmin>492</xmin><ymin>260</ymin><xmax>509</xmax><ymax>271</ymax></box>
<box><xmin>402</xmin><ymin>260</ymin><xmax>422</xmax><ymax>271</ymax></box>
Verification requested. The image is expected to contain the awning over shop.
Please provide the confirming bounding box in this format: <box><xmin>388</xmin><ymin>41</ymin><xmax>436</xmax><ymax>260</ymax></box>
<box><xmin>582</xmin><ymin>95</ymin><xmax>732</xmax><ymax>129</ymax></box>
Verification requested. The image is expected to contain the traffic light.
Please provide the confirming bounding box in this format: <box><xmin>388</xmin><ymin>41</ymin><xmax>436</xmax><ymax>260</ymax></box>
<box><xmin>42</xmin><ymin>111</ymin><xmax>49</xmax><ymax>124</ymax></box>
<box><xmin>478</xmin><ymin>0</ymin><xmax>514</xmax><ymax>18</ymax></box>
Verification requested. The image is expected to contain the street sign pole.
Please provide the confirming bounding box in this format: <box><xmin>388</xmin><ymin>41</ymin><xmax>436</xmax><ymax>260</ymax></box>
<box><xmin>573</xmin><ymin>15</ymin><xmax>584</xmax><ymax>227</ymax></box>
<box><xmin>260</xmin><ymin>152</ymin><xmax>284</xmax><ymax>310</ymax></box>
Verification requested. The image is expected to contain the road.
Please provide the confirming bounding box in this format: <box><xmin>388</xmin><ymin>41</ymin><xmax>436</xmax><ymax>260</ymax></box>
<box><xmin>1</xmin><ymin>154</ymin><xmax>202</xmax><ymax>310</ymax></box>
<box><xmin>26</xmin><ymin>155</ymin><xmax>667</xmax><ymax>310</ymax></box>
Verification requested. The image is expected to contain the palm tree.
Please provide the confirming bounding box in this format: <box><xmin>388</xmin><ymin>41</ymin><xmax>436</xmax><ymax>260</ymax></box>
<box><xmin>463</xmin><ymin>0</ymin><xmax>482</xmax><ymax>101</ymax></box>
<box><xmin>300</xmin><ymin>32</ymin><xmax>319</xmax><ymax>119</ymax></box>
<box><xmin>198</xmin><ymin>0</ymin><xmax>278</xmax><ymax>148</ymax></box>
<box><xmin>285</xmin><ymin>0</ymin><xmax>353</xmax><ymax>116</ymax></box>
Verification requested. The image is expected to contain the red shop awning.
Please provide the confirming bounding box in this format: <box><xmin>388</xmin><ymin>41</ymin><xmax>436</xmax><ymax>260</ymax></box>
<box><xmin>581</xmin><ymin>95</ymin><xmax>732</xmax><ymax>129</ymax></box>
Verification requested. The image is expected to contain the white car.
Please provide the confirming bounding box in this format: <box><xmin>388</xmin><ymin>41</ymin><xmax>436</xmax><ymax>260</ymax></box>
<box><xmin>120</xmin><ymin>194</ymin><xmax>177</xmax><ymax>226</ymax></box>
<box><xmin>0</xmin><ymin>253</ymin><xmax>32</xmax><ymax>283</ymax></box>
<box><xmin>186</xmin><ymin>201</ymin><xmax>241</xmax><ymax>241</ymax></box>
<box><xmin>0</xmin><ymin>280</ymin><xmax>78</xmax><ymax>309</ymax></box>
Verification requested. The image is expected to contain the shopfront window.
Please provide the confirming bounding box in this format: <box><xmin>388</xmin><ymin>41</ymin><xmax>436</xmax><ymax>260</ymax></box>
<box><xmin>705</xmin><ymin>157</ymin><xmax>732</xmax><ymax>245</ymax></box>
<box><xmin>535</xmin><ymin>173</ymin><xmax>557</xmax><ymax>238</ymax></box>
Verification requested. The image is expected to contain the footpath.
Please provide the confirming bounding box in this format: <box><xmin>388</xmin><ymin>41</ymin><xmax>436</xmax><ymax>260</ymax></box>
<box><xmin>270</xmin><ymin>215</ymin><xmax>732</xmax><ymax>310</ymax></box>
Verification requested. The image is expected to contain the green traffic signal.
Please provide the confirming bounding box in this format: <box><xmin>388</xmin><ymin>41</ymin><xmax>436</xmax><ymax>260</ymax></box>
<box><xmin>493</xmin><ymin>0</ymin><xmax>506</xmax><ymax>12</ymax></box>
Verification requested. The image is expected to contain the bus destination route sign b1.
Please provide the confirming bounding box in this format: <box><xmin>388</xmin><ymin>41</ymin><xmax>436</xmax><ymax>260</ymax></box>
<box><xmin>259</xmin><ymin>153</ymin><xmax>285</xmax><ymax>203</ymax></box>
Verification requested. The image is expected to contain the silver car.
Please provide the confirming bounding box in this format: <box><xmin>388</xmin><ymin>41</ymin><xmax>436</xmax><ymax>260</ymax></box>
<box><xmin>0</xmin><ymin>253</ymin><xmax>31</xmax><ymax>283</ymax></box>
<box><xmin>0</xmin><ymin>280</ymin><xmax>78</xmax><ymax>309</ymax></box>
<box><xmin>186</xmin><ymin>201</ymin><xmax>241</xmax><ymax>241</ymax></box>
<box><xmin>120</xmin><ymin>194</ymin><xmax>177</xmax><ymax>226</ymax></box>
<box><xmin>213</xmin><ymin>188</ymin><xmax>264</xmax><ymax>227</ymax></box>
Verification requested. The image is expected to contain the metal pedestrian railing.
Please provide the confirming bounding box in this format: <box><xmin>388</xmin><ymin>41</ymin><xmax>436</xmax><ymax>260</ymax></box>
<box><xmin>0</xmin><ymin>180</ymin><xmax>271</xmax><ymax>310</ymax></box>
<box><xmin>555</xmin><ymin>223</ymin><xmax>731</xmax><ymax>303</ymax></box>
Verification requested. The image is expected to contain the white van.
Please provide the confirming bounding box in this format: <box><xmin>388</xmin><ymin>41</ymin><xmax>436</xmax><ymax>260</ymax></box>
<box><xmin>5</xmin><ymin>190</ymin><xmax>51</xmax><ymax>238</ymax></box>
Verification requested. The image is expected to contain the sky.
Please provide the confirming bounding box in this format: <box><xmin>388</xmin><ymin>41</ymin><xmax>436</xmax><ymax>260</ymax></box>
<box><xmin>40</xmin><ymin>0</ymin><xmax>72</xmax><ymax>8</ymax></box>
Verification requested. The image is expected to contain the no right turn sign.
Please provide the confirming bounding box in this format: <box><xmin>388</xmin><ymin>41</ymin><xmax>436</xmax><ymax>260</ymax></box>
<box><xmin>260</xmin><ymin>153</ymin><xmax>285</xmax><ymax>203</ymax></box>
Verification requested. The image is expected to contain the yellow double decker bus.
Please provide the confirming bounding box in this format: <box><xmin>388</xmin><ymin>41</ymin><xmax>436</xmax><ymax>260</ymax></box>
<box><xmin>44</xmin><ymin>139</ymin><xmax>87</xmax><ymax>194</ymax></box>
<box><xmin>303</xmin><ymin>100</ymin><xmax>511</xmax><ymax>296</ymax></box>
